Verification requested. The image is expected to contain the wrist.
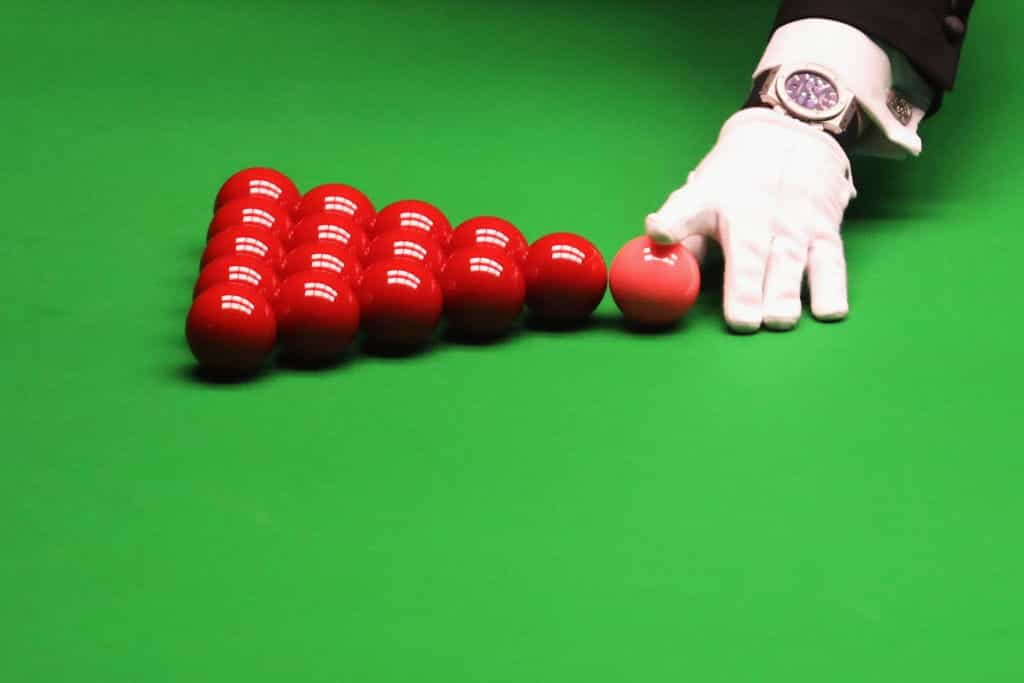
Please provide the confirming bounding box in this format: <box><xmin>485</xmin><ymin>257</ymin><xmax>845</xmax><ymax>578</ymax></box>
<box><xmin>754</xmin><ymin>18</ymin><xmax>927</xmax><ymax>158</ymax></box>
<box><xmin>742</xmin><ymin>68</ymin><xmax>865</xmax><ymax>150</ymax></box>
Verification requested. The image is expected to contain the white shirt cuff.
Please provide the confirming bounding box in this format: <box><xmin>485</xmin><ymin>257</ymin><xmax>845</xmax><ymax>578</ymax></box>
<box><xmin>755</xmin><ymin>18</ymin><xmax>934</xmax><ymax>159</ymax></box>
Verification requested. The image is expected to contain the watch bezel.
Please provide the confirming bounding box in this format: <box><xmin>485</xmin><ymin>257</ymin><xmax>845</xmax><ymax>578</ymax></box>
<box><xmin>773</xmin><ymin>65</ymin><xmax>853</xmax><ymax>123</ymax></box>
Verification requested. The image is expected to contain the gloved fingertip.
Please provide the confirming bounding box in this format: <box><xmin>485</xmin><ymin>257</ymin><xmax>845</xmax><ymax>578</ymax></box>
<box><xmin>763</xmin><ymin>315</ymin><xmax>800</xmax><ymax>331</ymax></box>
<box><xmin>644</xmin><ymin>214</ymin><xmax>678</xmax><ymax>245</ymax></box>
<box><xmin>724</xmin><ymin>307</ymin><xmax>763</xmax><ymax>334</ymax></box>
<box><xmin>810</xmin><ymin>300</ymin><xmax>849</xmax><ymax>322</ymax></box>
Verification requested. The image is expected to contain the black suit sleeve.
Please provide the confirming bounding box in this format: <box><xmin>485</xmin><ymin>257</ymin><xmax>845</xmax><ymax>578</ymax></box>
<box><xmin>773</xmin><ymin>0</ymin><xmax>975</xmax><ymax>92</ymax></box>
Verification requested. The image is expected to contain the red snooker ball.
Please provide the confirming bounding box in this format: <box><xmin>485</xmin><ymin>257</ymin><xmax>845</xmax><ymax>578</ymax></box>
<box><xmin>282</xmin><ymin>241</ymin><xmax>363</xmax><ymax>285</ymax></box>
<box><xmin>295</xmin><ymin>183</ymin><xmax>375</xmax><ymax>227</ymax></box>
<box><xmin>194</xmin><ymin>254</ymin><xmax>280</xmax><ymax>302</ymax></box>
<box><xmin>364</xmin><ymin>227</ymin><xmax>445</xmax><ymax>275</ymax></box>
<box><xmin>370</xmin><ymin>199</ymin><xmax>451</xmax><ymax>247</ymax></box>
<box><xmin>208</xmin><ymin>196</ymin><xmax>292</xmax><ymax>241</ymax></box>
<box><xmin>440</xmin><ymin>246</ymin><xmax>525</xmax><ymax>339</ymax></box>
<box><xmin>213</xmin><ymin>167</ymin><xmax>300</xmax><ymax>214</ymax></box>
<box><xmin>201</xmin><ymin>225</ymin><xmax>286</xmax><ymax>273</ymax></box>
<box><xmin>286</xmin><ymin>211</ymin><xmax>369</xmax><ymax>256</ymax></box>
<box><xmin>274</xmin><ymin>270</ymin><xmax>360</xmax><ymax>364</ymax></box>
<box><xmin>449</xmin><ymin>216</ymin><xmax>528</xmax><ymax>265</ymax></box>
<box><xmin>358</xmin><ymin>258</ymin><xmax>442</xmax><ymax>350</ymax></box>
<box><xmin>609</xmin><ymin>236</ymin><xmax>700</xmax><ymax>327</ymax></box>
<box><xmin>186</xmin><ymin>283</ymin><xmax>277</xmax><ymax>376</ymax></box>
<box><xmin>523</xmin><ymin>232</ymin><xmax>607</xmax><ymax>324</ymax></box>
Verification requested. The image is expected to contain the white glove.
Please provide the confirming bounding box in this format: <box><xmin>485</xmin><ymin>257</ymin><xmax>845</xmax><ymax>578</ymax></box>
<box><xmin>645</xmin><ymin>108</ymin><xmax>858</xmax><ymax>332</ymax></box>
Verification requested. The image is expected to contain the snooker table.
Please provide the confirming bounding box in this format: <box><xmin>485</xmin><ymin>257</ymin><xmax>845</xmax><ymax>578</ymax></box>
<box><xmin>4</xmin><ymin>1</ymin><xmax>1022</xmax><ymax>681</ymax></box>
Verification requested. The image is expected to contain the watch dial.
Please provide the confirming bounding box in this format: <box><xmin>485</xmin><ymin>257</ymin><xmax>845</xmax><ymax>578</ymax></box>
<box><xmin>784</xmin><ymin>71</ymin><xmax>840</xmax><ymax>112</ymax></box>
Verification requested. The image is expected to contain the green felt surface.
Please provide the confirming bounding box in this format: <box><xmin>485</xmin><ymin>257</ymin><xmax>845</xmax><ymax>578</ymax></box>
<box><xmin>3</xmin><ymin>2</ymin><xmax>1021</xmax><ymax>681</ymax></box>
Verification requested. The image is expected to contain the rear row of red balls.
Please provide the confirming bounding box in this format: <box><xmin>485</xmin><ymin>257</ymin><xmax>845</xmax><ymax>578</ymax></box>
<box><xmin>186</xmin><ymin>167</ymin><xmax>619</xmax><ymax>377</ymax></box>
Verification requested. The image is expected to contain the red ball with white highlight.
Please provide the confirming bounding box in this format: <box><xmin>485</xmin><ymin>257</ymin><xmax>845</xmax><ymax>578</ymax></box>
<box><xmin>208</xmin><ymin>196</ymin><xmax>292</xmax><ymax>241</ymax></box>
<box><xmin>370</xmin><ymin>200</ymin><xmax>451</xmax><ymax>247</ymax></box>
<box><xmin>214</xmin><ymin>167</ymin><xmax>300</xmax><ymax>214</ymax></box>
<box><xmin>295</xmin><ymin>183</ymin><xmax>376</xmax><ymax>228</ymax></box>
<box><xmin>200</xmin><ymin>225</ymin><xmax>286</xmax><ymax>273</ymax></box>
<box><xmin>282</xmin><ymin>241</ymin><xmax>363</xmax><ymax>285</ymax></box>
<box><xmin>186</xmin><ymin>283</ymin><xmax>277</xmax><ymax>376</ymax></box>
<box><xmin>523</xmin><ymin>232</ymin><xmax>607</xmax><ymax>324</ymax></box>
<box><xmin>194</xmin><ymin>254</ymin><xmax>280</xmax><ymax>302</ymax></box>
<box><xmin>364</xmin><ymin>227</ymin><xmax>446</xmax><ymax>275</ymax></box>
<box><xmin>441</xmin><ymin>246</ymin><xmax>525</xmax><ymax>339</ymax></box>
<box><xmin>286</xmin><ymin>211</ymin><xmax>368</xmax><ymax>255</ymax></box>
<box><xmin>358</xmin><ymin>258</ymin><xmax>443</xmax><ymax>350</ymax></box>
<box><xmin>450</xmin><ymin>216</ymin><xmax>528</xmax><ymax>265</ymax></box>
<box><xmin>275</xmin><ymin>270</ymin><xmax>360</xmax><ymax>365</ymax></box>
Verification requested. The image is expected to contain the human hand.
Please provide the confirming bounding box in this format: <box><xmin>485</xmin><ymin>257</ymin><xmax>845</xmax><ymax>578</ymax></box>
<box><xmin>645</xmin><ymin>108</ymin><xmax>858</xmax><ymax>332</ymax></box>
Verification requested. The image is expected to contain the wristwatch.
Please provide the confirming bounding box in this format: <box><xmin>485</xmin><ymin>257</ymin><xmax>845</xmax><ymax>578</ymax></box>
<box><xmin>743</xmin><ymin>64</ymin><xmax>864</xmax><ymax>148</ymax></box>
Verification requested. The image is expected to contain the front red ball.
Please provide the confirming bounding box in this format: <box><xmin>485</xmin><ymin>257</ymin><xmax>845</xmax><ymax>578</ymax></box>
<box><xmin>208</xmin><ymin>196</ymin><xmax>292</xmax><ymax>241</ymax></box>
<box><xmin>358</xmin><ymin>258</ymin><xmax>442</xmax><ymax>350</ymax></box>
<box><xmin>450</xmin><ymin>216</ymin><xmax>528</xmax><ymax>265</ymax></box>
<box><xmin>186</xmin><ymin>283</ymin><xmax>277</xmax><ymax>377</ymax></box>
<box><xmin>213</xmin><ymin>167</ymin><xmax>300</xmax><ymax>214</ymax></box>
<box><xmin>364</xmin><ymin>227</ymin><xmax>445</xmax><ymax>275</ymax></box>
<box><xmin>201</xmin><ymin>225</ymin><xmax>286</xmax><ymax>273</ymax></box>
<box><xmin>282</xmin><ymin>241</ymin><xmax>363</xmax><ymax>285</ymax></box>
<box><xmin>609</xmin><ymin>236</ymin><xmax>701</xmax><ymax>327</ymax></box>
<box><xmin>523</xmin><ymin>232</ymin><xmax>607</xmax><ymax>324</ymax></box>
<box><xmin>194</xmin><ymin>254</ymin><xmax>280</xmax><ymax>302</ymax></box>
<box><xmin>286</xmin><ymin>211</ymin><xmax>369</xmax><ymax>255</ymax></box>
<box><xmin>295</xmin><ymin>183</ymin><xmax>375</xmax><ymax>227</ymax></box>
<box><xmin>370</xmin><ymin>199</ymin><xmax>451</xmax><ymax>247</ymax></box>
<box><xmin>440</xmin><ymin>246</ymin><xmax>525</xmax><ymax>339</ymax></box>
<box><xmin>274</xmin><ymin>270</ymin><xmax>360</xmax><ymax>365</ymax></box>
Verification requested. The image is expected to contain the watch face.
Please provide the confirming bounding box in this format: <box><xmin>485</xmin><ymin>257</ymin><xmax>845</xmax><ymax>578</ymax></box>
<box><xmin>783</xmin><ymin>71</ymin><xmax>840</xmax><ymax>112</ymax></box>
